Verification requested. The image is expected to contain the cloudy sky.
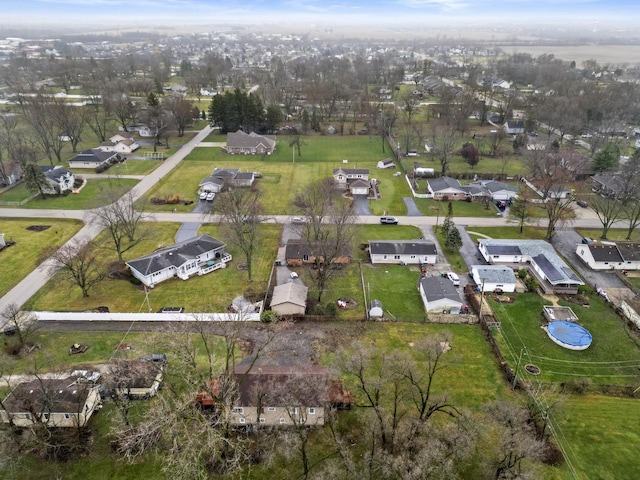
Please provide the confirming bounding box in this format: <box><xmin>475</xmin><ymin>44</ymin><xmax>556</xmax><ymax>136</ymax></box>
<box><xmin>1</xmin><ymin>0</ymin><xmax>635</xmax><ymax>28</ymax></box>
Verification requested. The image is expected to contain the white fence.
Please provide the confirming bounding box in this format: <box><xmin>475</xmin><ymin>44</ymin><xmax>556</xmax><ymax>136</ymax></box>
<box><xmin>32</xmin><ymin>311</ymin><xmax>261</xmax><ymax>322</ymax></box>
<box><xmin>405</xmin><ymin>174</ymin><xmax>432</xmax><ymax>199</ymax></box>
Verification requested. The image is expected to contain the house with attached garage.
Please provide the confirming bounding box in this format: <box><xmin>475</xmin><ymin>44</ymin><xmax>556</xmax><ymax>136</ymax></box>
<box><xmin>333</xmin><ymin>168</ymin><xmax>370</xmax><ymax>191</ymax></box>
<box><xmin>126</xmin><ymin>234</ymin><xmax>232</xmax><ymax>287</ymax></box>
<box><xmin>470</xmin><ymin>265</ymin><xmax>517</xmax><ymax>293</ymax></box>
<box><xmin>474</xmin><ymin>180</ymin><xmax>520</xmax><ymax>202</ymax></box>
<box><xmin>284</xmin><ymin>239</ymin><xmax>351</xmax><ymax>266</ymax></box>
<box><xmin>369</xmin><ymin>239</ymin><xmax>437</xmax><ymax>265</ymax></box>
<box><xmin>418</xmin><ymin>276</ymin><xmax>463</xmax><ymax>313</ymax></box>
<box><xmin>576</xmin><ymin>242</ymin><xmax>640</xmax><ymax>271</ymax></box>
<box><xmin>0</xmin><ymin>377</ymin><xmax>101</xmax><ymax>428</ymax></box>
<box><xmin>199</xmin><ymin>168</ymin><xmax>256</xmax><ymax>194</ymax></box>
<box><xmin>68</xmin><ymin>148</ymin><xmax>119</xmax><ymax>169</ymax></box>
<box><xmin>99</xmin><ymin>137</ymin><xmax>139</xmax><ymax>155</ymax></box>
<box><xmin>226</xmin><ymin>131</ymin><xmax>276</xmax><ymax>155</ymax></box>
<box><xmin>478</xmin><ymin>239</ymin><xmax>583</xmax><ymax>294</ymax></box>
<box><xmin>504</xmin><ymin>120</ymin><xmax>525</xmax><ymax>135</ymax></box>
<box><xmin>40</xmin><ymin>165</ymin><xmax>75</xmax><ymax>194</ymax></box>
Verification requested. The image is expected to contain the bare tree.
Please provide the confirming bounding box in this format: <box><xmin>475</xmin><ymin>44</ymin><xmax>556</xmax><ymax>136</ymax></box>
<box><xmin>589</xmin><ymin>194</ymin><xmax>625</xmax><ymax>240</ymax></box>
<box><xmin>293</xmin><ymin>178</ymin><xmax>357</xmax><ymax>302</ymax></box>
<box><xmin>15</xmin><ymin>141</ymin><xmax>49</xmax><ymax>198</ymax></box>
<box><xmin>16</xmin><ymin>94</ymin><xmax>67</xmax><ymax>165</ymax></box>
<box><xmin>527</xmin><ymin>150</ymin><xmax>586</xmax><ymax>240</ymax></box>
<box><xmin>44</xmin><ymin>239</ymin><xmax>106</xmax><ymax>297</ymax></box>
<box><xmin>428</xmin><ymin>121</ymin><xmax>461</xmax><ymax>177</ymax></box>
<box><xmin>508</xmin><ymin>190</ymin><xmax>537</xmax><ymax>234</ymax></box>
<box><xmin>0</xmin><ymin>304</ymin><xmax>38</xmax><ymax>355</ymax></box>
<box><xmin>165</xmin><ymin>93</ymin><xmax>196</xmax><ymax>137</ymax></box>
<box><xmin>88</xmin><ymin>190</ymin><xmax>150</xmax><ymax>262</ymax></box>
<box><xmin>214</xmin><ymin>186</ymin><xmax>264</xmax><ymax>282</ymax></box>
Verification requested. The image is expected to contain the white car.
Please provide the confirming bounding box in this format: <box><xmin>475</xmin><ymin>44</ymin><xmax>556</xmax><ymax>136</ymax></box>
<box><xmin>199</xmin><ymin>192</ymin><xmax>208</xmax><ymax>201</ymax></box>
<box><xmin>446</xmin><ymin>272</ymin><xmax>460</xmax><ymax>286</ymax></box>
<box><xmin>291</xmin><ymin>216</ymin><xmax>306</xmax><ymax>224</ymax></box>
<box><xmin>290</xmin><ymin>272</ymin><xmax>299</xmax><ymax>279</ymax></box>
<box><xmin>206</xmin><ymin>192</ymin><xmax>215</xmax><ymax>202</ymax></box>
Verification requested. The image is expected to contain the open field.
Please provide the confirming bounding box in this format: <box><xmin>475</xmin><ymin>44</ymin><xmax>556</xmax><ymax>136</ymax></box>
<box><xmin>0</xmin><ymin>218</ymin><xmax>84</xmax><ymax>299</ymax></box>
<box><xmin>491</xmin><ymin>293</ymin><xmax>640</xmax><ymax>386</ymax></box>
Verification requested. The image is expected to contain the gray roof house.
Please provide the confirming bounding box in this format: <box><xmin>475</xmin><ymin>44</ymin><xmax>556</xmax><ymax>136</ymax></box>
<box><xmin>591</xmin><ymin>175</ymin><xmax>628</xmax><ymax>199</ymax></box>
<box><xmin>427</xmin><ymin>176</ymin><xmax>468</xmax><ymax>201</ymax></box>
<box><xmin>199</xmin><ymin>168</ymin><xmax>255</xmax><ymax>193</ymax></box>
<box><xmin>126</xmin><ymin>234</ymin><xmax>231</xmax><ymax>287</ymax></box>
<box><xmin>504</xmin><ymin>120</ymin><xmax>525</xmax><ymax>134</ymax></box>
<box><xmin>576</xmin><ymin>242</ymin><xmax>640</xmax><ymax>271</ymax></box>
<box><xmin>68</xmin><ymin>148</ymin><xmax>118</xmax><ymax>169</ymax></box>
<box><xmin>470</xmin><ymin>265</ymin><xmax>517</xmax><ymax>293</ymax></box>
<box><xmin>480</xmin><ymin>181</ymin><xmax>520</xmax><ymax>201</ymax></box>
<box><xmin>40</xmin><ymin>165</ymin><xmax>75</xmax><ymax>194</ymax></box>
<box><xmin>333</xmin><ymin>168</ymin><xmax>370</xmax><ymax>191</ymax></box>
<box><xmin>369</xmin><ymin>240</ymin><xmax>437</xmax><ymax>265</ymax></box>
<box><xmin>478</xmin><ymin>239</ymin><xmax>583</xmax><ymax>294</ymax></box>
<box><xmin>418</xmin><ymin>276</ymin><xmax>462</xmax><ymax>312</ymax></box>
<box><xmin>226</xmin><ymin>131</ymin><xmax>276</xmax><ymax>155</ymax></box>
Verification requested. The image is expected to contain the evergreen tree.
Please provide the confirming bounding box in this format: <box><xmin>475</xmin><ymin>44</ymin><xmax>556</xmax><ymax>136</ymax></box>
<box><xmin>440</xmin><ymin>202</ymin><xmax>454</xmax><ymax>235</ymax></box>
<box><xmin>445</xmin><ymin>226</ymin><xmax>463</xmax><ymax>252</ymax></box>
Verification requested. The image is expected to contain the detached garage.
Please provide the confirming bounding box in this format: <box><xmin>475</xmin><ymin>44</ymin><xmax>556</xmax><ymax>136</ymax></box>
<box><xmin>470</xmin><ymin>265</ymin><xmax>517</xmax><ymax>293</ymax></box>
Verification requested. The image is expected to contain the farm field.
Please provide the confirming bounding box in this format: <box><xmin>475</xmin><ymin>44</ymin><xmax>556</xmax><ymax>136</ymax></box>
<box><xmin>0</xmin><ymin>218</ymin><xmax>84</xmax><ymax>298</ymax></box>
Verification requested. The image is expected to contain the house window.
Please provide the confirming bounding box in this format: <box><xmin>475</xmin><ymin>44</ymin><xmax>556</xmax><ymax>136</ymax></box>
<box><xmin>303</xmin><ymin>255</ymin><xmax>309</xmax><ymax>262</ymax></box>
<box><xmin>394</xmin><ymin>255</ymin><xmax>400</xmax><ymax>260</ymax></box>
<box><xmin>410</xmin><ymin>255</ymin><xmax>416</xmax><ymax>259</ymax></box>
<box><xmin>383</xmin><ymin>255</ymin><xmax>387</xmax><ymax>260</ymax></box>
<box><xmin>267</xmin><ymin>407</ymin><xmax>276</xmax><ymax>412</ymax></box>
<box><xmin>239</xmin><ymin>418</ymin><xmax>246</xmax><ymax>424</ymax></box>
<box><xmin>232</xmin><ymin>407</ymin><xmax>244</xmax><ymax>414</ymax></box>
<box><xmin>279</xmin><ymin>418</ymin><xmax>286</xmax><ymax>424</ymax></box>
<box><xmin>44</xmin><ymin>413</ymin><xmax>50</xmax><ymax>420</ymax></box>
<box><xmin>308</xmin><ymin>408</ymin><xmax>316</xmax><ymax>415</ymax></box>
<box><xmin>64</xmin><ymin>414</ymin><xmax>70</xmax><ymax>419</ymax></box>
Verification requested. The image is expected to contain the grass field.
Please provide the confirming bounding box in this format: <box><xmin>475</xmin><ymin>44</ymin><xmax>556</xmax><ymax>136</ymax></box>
<box><xmin>143</xmin><ymin>136</ymin><xmax>414</xmax><ymax>215</ymax></box>
<box><xmin>0</xmin><ymin>218</ymin><xmax>84</xmax><ymax>298</ymax></box>
<box><xmin>490</xmin><ymin>293</ymin><xmax>640</xmax><ymax>386</ymax></box>
<box><xmin>73</xmin><ymin>159</ymin><xmax>162</xmax><ymax>176</ymax></box>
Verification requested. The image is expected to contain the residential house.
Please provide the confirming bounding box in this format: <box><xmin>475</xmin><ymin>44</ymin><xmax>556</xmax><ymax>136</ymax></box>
<box><xmin>226</xmin><ymin>131</ymin><xmax>276</xmax><ymax>155</ymax></box>
<box><xmin>270</xmin><ymin>282</ymin><xmax>308</xmax><ymax>316</ymax></box>
<box><xmin>591</xmin><ymin>174</ymin><xmax>627</xmax><ymax>199</ymax></box>
<box><xmin>576</xmin><ymin>242</ymin><xmax>640</xmax><ymax>271</ymax></box>
<box><xmin>68</xmin><ymin>148</ymin><xmax>118</xmax><ymax>169</ymax></box>
<box><xmin>478</xmin><ymin>180</ymin><xmax>520</xmax><ymax>202</ymax></box>
<box><xmin>199</xmin><ymin>168</ymin><xmax>255</xmax><ymax>194</ymax></box>
<box><xmin>369</xmin><ymin>240</ymin><xmax>437</xmax><ymax>265</ymax></box>
<box><xmin>478</xmin><ymin>239</ymin><xmax>583</xmax><ymax>294</ymax></box>
<box><xmin>418</xmin><ymin>276</ymin><xmax>462</xmax><ymax>313</ymax></box>
<box><xmin>126</xmin><ymin>234</ymin><xmax>232</xmax><ymax>287</ymax></box>
<box><xmin>1</xmin><ymin>377</ymin><xmax>101</xmax><ymax>428</ymax></box>
<box><xmin>99</xmin><ymin>138</ymin><xmax>139</xmax><ymax>155</ymax></box>
<box><xmin>504</xmin><ymin>120</ymin><xmax>525</xmax><ymax>135</ymax></box>
<box><xmin>470</xmin><ymin>265</ymin><xmax>517</xmax><ymax>293</ymax></box>
<box><xmin>109</xmin><ymin>133</ymin><xmax>135</xmax><ymax>143</ymax></box>
<box><xmin>377</xmin><ymin>158</ymin><xmax>396</xmax><ymax>169</ymax></box>
<box><xmin>333</xmin><ymin>168</ymin><xmax>370</xmax><ymax>194</ymax></box>
<box><xmin>110</xmin><ymin>359</ymin><xmax>164</xmax><ymax>399</ymax></box>
<box><xmin>284</xmin><ymin>239</ymin><xmax>350</xmax><ymax>266</ymax></box>
<box><xmin>40</xmin><ymin>165</ymin><xmax>75</xmax><ymax>194</ymax></box>
<box><xmin>195</xmin><ymin>365</ymin><xmax>351</xmax><ymax>426</ymax></box>
<box><xmin>427</xmin><ymin>176</ymin><xmax>468</xmax><ymax>201</ymax></box>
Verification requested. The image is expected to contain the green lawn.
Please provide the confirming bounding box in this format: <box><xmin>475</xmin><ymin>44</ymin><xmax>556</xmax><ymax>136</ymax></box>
<box><xmin>0</xmin><ymin>183</ymin><xmax>35</xmax><ymax>204</ymax></box>
<box><xmin>466</xmin><ymin>225</ymin><xmax>549</xmax><ymax>241</ymax></box>
<box><xmin>491</xmin><ymin>293</ymin><xmax>640</xmax><ymax>386</ymax></box>
<box><xmin>71</xmin><ymin>159</ymin><xmax>162</xmax><ymax>176</ymax></box>
<box><xmin>142</xmin><ymin>135</ymin><xmax>408</xmax><ymax>214</ymax></box>
<box><xmin>558</xmin><ymin>395</ymin><xmax>640</xmax><ymax>480</ymax></box>
<box><xmin>25</xmin><ymin>223</ymin><xmax>282</xmax><ymax>313</ymax></box>
<box><xmin>413</xmin><ymin>197</ymin><xmax>503</xmax><ymax>217</ymax></box>
<box><xmin>577</xmin><ymin>228</ymin><xmax>640</xmax><ymax>242</ymax></box>
<box><xmin>11</xmin><ymin>178</ymin><xmax>139</xmax><ymax>210</ymax></box>
<box><xmin>0</xmin><ymin>218</ymin><xmax>84</xmax><ymax>298</ymax></box>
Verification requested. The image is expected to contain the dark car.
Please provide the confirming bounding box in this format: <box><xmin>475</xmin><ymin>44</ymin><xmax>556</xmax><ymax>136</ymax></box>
<box><xmin>576</xmin><ymin>199</ymin><xmax>588</xmax><ymax>208</ymax></box>
<box><xmin>582</xmin><ymin>237</ymin><xmax>595</xmax><ymax>244</ymax></box>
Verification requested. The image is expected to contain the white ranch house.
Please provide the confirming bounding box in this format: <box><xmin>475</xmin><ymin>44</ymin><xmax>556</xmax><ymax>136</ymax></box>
<box><xmin>470</xmin><ymin>265</ymin><xmax>517</xmax><ymax>293</ymax></box>
<box><xmin>418</xmin><ymin>276</ymin><xmax>462</xmax><ymax>313</ymax></box>
<box><xmin>369</xmin><ymin>240</ymin><xmax>437</xmax><ymax>265</ymax></box>
<box><xmin>126</xmin><ymin>234</ymin><xmax>231</xmax><ymax>288</ymax></box>
<box><xmin>576</xmin><ymin>242</ymin><xmax>640</xmax><ymax>271</ymax></box>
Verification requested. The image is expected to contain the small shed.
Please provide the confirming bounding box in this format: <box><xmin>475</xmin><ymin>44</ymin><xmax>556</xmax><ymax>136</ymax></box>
<box><xmin>271</xmin><ymin>282</ymin><xmax>308</xmax><ymax>316</ymax></box>
<box><xmin>369</xmin><ymin>299</ymin><xmax>383</xmax><ymax>319</ymax></box>
<box><xmin>377</xmin><ymin>158</ymin><xmax>396</xmax><ymax>169</ymax></box>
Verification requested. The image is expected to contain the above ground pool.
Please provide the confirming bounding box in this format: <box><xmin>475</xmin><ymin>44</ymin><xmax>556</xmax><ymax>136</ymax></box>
<box><xmin>546</xmin><ymin>321</ymin><xmax>593</xmax><ymax>351</ymax></box>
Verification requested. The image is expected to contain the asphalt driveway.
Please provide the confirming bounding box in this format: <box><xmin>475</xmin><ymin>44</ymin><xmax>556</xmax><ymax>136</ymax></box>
<box><xmin>353</xmin><ymin>194</ymin><xmax>371</xmax><ymax>215</ymax></box>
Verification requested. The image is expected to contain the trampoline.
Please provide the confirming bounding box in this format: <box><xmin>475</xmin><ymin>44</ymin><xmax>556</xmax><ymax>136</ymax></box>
<box><xmin>546</xmin><ymin>321</ymin><xmax>592</xmax><ymax>351</ymax></box>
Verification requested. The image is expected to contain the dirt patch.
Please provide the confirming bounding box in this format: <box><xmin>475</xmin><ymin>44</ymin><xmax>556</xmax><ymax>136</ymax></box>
<box><xmin>337</xmin><ymin>298</ymin><xmax>358</xmax><ymax>309</ymax></box>
<box><xmin>26</xmin><ymin>225</ymin><xmax>51</xmax><ymax>232</ymax></box>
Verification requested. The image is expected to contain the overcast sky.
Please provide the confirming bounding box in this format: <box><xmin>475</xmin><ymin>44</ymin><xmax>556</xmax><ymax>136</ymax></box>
<box><xmin>1</xmin><ymin>0</ymin><xmax>636</xmax><ymax>29</ymax></box>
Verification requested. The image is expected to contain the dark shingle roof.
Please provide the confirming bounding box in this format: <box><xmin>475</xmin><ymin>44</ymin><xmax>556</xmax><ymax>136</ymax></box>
<box><xmin>428</xmin><ymin>176</ymin><xmax>464</xmax><ymax>192</ymax></box>
<box><xmin>227</xmin><ymin>131</ymin><xmax>275</xmax><ymax>149</ymax></box>
<box><xmin>419</xmin><ymin>276</ymin><xmax>460</xmax><ymax>303</ymax></box>
<box><xmin>4</xmin><ymin>377</ymin><xmax>94</xmax><ymax>414</ymax></box>
<box><xmin>369</xmin><ymin>240</ymin><xmax>437</xmax><ymax>256</ymax></box>
<box><xmin>616</xmin><ymin>242</ymin><xmax>640</xmax><ymax>262</ymax></box>
<box><xmin>588</xmin><ymin>244</ymin><xmax>624</xmax><ymax>262</ymax></box>
<box><xmin>126</xmin><ymin>234</ymin><xmax>225</xmax><ymax>276</ymax></box>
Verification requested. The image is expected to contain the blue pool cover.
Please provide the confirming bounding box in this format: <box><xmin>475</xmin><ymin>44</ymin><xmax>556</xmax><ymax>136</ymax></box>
<box><xmin>547</xmin><ymin>321</ymin><xmax>592</xmax><ymax>349</ymax></box>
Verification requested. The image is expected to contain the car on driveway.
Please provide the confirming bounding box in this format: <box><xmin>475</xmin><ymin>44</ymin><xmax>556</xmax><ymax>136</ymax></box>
<box><xmin>290</xmin><ymin>272</ymin><xmax>299</xmax><ymax>279</ymax></box>
<box><xmin>446</xmin><ymin>272</ymin><xmax>460</xmax><ymax>286</ymax></box>
<box><xmin>582</xmin><ymin>237</ymin><xmax>595</xmax><ymax>244</ymax></box>
<box><xmin>199</xmin><ymin>192</ymin><xmax>208</xmax><ymax>201</ymax></box>
<box><xmin>576</xmin><ymin>199</ymin><xmax>588</xmax><ymax>208</ymax></box>
<box><xmin>291</xmin><ymin>216</ymin><xmax>306</xmax><ymax>224</ymax></box>
<box><xmin>380</xmin><ymin>216</ymin><xmax>398</xmax><ymax>224</ymax></box>
<box><xmin>206</xmin><ymin>192</ymin><xmax>215</xmax><ymax>202</ymax></box>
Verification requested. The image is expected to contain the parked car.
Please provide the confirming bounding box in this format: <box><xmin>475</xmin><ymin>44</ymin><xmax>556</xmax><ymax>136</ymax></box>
<box><xmin>576</xmin><ymin>199</ymin><xmax>588</xmax><ymax>208</ymax></box>
<box><xmin>206</xmin><ymin>192</ymin><xmax>215</xmax><ymax>202</ymax></box>
<box><xmin>199</xmin><ymin>192</ymin><xmax>208</xmax><ymax>201</ymax></box>
<box><xmin>446</xmin><ymin>272</ymin><xmax>460</xmax><ymax>286</ymax></box>
<box><xmin>380</xmin><ymin>216</ymin><xmax>398</xmax><ymax>224</ymax></box>
<box><xmin>290</xmin><ymin>272</ymin><xmax>299</xmax><ymax>279</ymax></box>
<box><xmin>291</xmin><ymin>216</ymin><xmax>306</xmax><ymax>224</ymax></box>
<box><xmin>582</xmin><ymin>237</ymin><xmax>595</xmax><ymax>244</ymax></box>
